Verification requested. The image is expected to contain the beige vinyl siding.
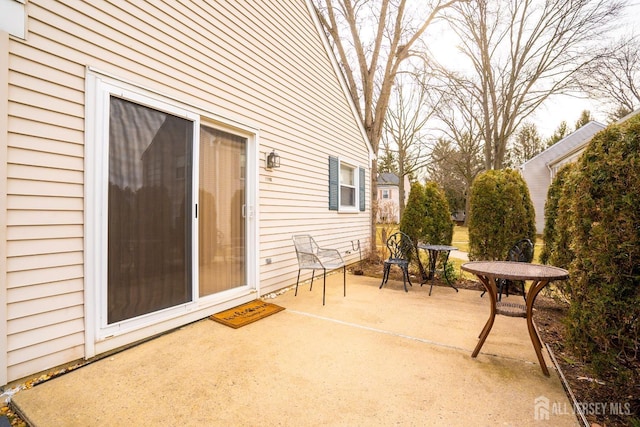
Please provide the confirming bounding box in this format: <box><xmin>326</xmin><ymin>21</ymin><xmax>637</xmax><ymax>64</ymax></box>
<box><xmin>5</xmin><ymin>0</ymin><xmax>370</xmax><ymax>382</ymax></box>
<box><xmin>1</xmin><ymin>31</ymin><xmax>10</xmax><ymax>387</ymax></box>
<box><xmin>7</xmin><ymin>17</ymin><xmax>85</xmax><ymax>381</ymax></box>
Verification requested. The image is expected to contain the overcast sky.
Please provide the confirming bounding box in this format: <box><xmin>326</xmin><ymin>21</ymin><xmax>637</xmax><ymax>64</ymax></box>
<box><xmin>427</xmin><ymin>0</ymin><xmax>640</xmax><ymax>138</ymax></box>
<box><xmin>533</xmin><ymin>0</ymin><xmax>640</xmax><ymax>135</ymax></box>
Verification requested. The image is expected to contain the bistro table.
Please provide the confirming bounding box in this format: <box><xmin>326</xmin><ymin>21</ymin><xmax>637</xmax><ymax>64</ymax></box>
<box><xmin>461</xmin><ymin>261</ymin><xmax>569</xmax><ymax>376</ymax></box>
<box><xmin>417</xmin><ymin>244</ymin><xmax>459</xmax><ymax>296</ymax></box>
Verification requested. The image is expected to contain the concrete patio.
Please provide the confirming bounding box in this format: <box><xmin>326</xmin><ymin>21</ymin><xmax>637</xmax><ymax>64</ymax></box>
<box><xmin>12</xmin><ymin>273</ymin><xmax>579</xmax><ymax>426</ymax></box>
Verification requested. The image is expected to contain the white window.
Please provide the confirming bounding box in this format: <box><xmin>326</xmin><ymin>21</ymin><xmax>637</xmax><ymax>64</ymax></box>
<box><xmin>328</xmin><ymin>156</ymin><xmax>365</xmax><ymax>212</ymax></box>
<box><xmin>381</xmin><ymin>189</ymin><xmax>390</xmax><ymax>199</ymax></box>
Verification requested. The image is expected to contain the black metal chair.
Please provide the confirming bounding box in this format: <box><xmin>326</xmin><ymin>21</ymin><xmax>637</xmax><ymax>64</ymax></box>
<box><xmin>379</xmin><ymin>231</ymin><xmax>414</xmax><ymax>292</ymax></box>
<box><xmin>292</xmin><ymin>235</ymin><xmax>345</xmax><ymax>305</ymax></box>
<box><xmin>481</xmin><ymin>238</ymin><xmax>534</xmax><ymax>301</ymax></box>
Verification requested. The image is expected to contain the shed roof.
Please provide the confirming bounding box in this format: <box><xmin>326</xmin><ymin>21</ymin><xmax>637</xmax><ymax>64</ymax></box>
<box><xmin>520</xmin><ymin>121</ymin><xmax>605</xmax><ymax>169</ymax></box>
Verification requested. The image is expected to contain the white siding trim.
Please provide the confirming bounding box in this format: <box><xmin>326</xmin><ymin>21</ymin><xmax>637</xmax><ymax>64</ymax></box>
<box><xmin>0</xmin><ymin>0</ymin><xmax>26</xmax><ymax>39</ymax></box>
<box><xmin>83</xmin><ymin>72</ymin><xmax>98</xmax><ymax>358</ymax></box>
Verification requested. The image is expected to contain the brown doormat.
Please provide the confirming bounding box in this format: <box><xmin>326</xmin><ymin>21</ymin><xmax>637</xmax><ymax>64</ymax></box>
<box><xmin>210</xmin><ymin>300</ymin><xmax>285</xmax><ymax>329</ymax></box>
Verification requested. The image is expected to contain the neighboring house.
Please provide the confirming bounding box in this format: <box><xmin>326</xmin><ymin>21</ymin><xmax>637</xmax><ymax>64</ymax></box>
<box><xmin>0</xmin><ymin>0</ymin><xmax>374</xmax><ymax>385</ymax></box>
<box><xmin>520</xmin><ymin>121</ymin><xmax>606</xmax><ymax>234</ymax></box>
<box><xmin>376</xmin><ymin>173</ymin><xmax>410</xmax><ymax>223</ymax></box>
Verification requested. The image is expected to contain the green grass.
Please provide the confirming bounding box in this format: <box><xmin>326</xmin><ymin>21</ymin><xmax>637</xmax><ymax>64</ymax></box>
<box><xmin>452</xmin><ymin>225</ymin><xmax>469</xmax><ymax>253</ymax></box>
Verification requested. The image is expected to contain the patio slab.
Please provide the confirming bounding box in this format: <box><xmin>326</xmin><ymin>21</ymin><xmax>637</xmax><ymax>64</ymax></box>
<box><xmin>12</xmin><ymin>274</ymin><xmax>579</xmax><ymax>426</ymax></box>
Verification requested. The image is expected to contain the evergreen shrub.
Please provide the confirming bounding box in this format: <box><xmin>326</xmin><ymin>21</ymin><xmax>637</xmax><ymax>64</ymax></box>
<box><xmin>399</xmin><ymin>181</ymin><xmax>426</xmax><ymax>248</ymax></box>
<box><xmin>400</xmin><ymin>181</ymin><xmax>454</xmax><ymax>274</ymax></box>
<box><xmin>422</xmin><ymin>181</ymin><xmax>454</xmax><ymax>245</ymax></box>
<box><xmin>564</xmin><ymin>115</ymin><xmax>640</xmax><ymax>383</ymax></box>
<box><xmin>467</xmin><ymin>169</ymin><xmax>536</xmax><ymax>261</ymax></box>
<box><xmin>399</xmin><ymin>181</ymin><xmax>453</xmax><ymax>246</ymax></box>
<box><xmin>540</xmin><ymin>163</ymin><xmax>576</xmax><ymax>267</ymax></box>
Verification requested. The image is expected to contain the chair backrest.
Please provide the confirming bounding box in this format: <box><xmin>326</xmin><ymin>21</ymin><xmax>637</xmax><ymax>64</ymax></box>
<box><xmin>292</xmin><ymin>235</ymin><xmax>319</xmax><ymax>266</ymax></box>
<box><xmin>293</xmin><ymin>234</ymin><xmax>317</xmax><ymax>254</ymax></box>
<box><xmin>506</xmin><ymin>239</ymin><xmax>534</xmax><ymax>263</ymax></box>
<box><xmin>386</xmin><ymin>231</ymin><xmax>414</xmax><ymax>260</ymax></box>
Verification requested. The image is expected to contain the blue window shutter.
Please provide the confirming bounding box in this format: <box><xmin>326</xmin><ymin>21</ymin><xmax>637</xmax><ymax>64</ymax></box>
<box><xmin>359</xmin><ymin>167</ymin><xmax>366</xmax><ymax>211</ymax></box>
<box><xmin>329</xmin><ymin>156</ymin><xmax>339</xmax><ymax>210</ymax></box>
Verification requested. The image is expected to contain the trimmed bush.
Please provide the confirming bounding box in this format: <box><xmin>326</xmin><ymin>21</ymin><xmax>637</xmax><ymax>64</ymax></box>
<box><xmin>467</xmin><ymin>169</ymin><xmax>536</xmax><ymax>261</ymax></box>
<box><xmin>564</xmin><ymin>115</ymin><xmax>640</xmax><ymax>383</ymax></box>
<box><xmin>399</xmin><ymin>181</ymin><xmax>454</xmax><ymax>277</ymax></box>
<box><xmin>400</xmin><ymin>181</ymin><xmax>453</xmax><ymax>246</ymax></box>
<box><xmin>399</xmin><ymin>181</ymin><xmax>426</xmax><ymax>247</ymax></box>
<box><xmin>422</xmin><ymin>181</ymin><xmax>454</xmax><ymax>245</ymax></box>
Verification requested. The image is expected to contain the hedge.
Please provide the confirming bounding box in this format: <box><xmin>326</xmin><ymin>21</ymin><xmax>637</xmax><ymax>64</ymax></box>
<box><xmin>563</xmin><ymin>114</ymin><xmax>640</xmax><ymax>382</ymax></box>
<box><xmin>467</xmin><ymin>169</ymin><xmax>536</xmax><ymax>261</ymax></box>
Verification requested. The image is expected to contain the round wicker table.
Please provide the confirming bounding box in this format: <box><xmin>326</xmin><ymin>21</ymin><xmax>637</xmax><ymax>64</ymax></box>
<box><xmin>461</xmin><ymin>261</ymin><xmax>569</xmax><ymax>376</ymax></box>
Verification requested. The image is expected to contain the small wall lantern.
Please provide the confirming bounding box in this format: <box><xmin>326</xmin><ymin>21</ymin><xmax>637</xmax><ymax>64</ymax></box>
<box><xmin>266</xmin><ymin>150</ymin><xmax>281</xmax><ymax>169</ymax></box>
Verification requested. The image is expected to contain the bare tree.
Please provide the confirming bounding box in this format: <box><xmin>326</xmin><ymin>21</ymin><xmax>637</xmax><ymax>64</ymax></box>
<box><xmin>428</xmin><ymin>134</ymin><xmax>483</xmax><ymax>224</ymax></box>
<box><xmin>381</xmin><ymin>73</ymin><xmax>440</xmax><ymax>218</ymax></box>
<box><xmin>426</xmin><ymin>72</ymin><xmax>484</xmax><ymax>222</ymax></box>
<box><xmin>443</xmin><ymin>0</ymin><xmax>625</xmax><ymax>169</ymax></box>
<box><xmin>579</xmin><ymin>36</ymin><xmax>640</xmax><ymax>118</ymax></box>
<box><xmin>314</xmin><ymin>0</ymin><xmax>464</xmax><ymax>251</ymax></box>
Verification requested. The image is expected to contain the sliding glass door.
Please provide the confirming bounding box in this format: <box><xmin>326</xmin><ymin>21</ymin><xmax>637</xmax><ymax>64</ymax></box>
<box><xmin>103</xmin><ymin>92</ymin><xmax>250</xmax><ymax>329</ymax></box>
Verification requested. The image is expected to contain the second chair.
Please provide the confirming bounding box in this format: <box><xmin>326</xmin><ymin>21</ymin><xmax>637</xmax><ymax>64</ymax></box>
<box><xmin>498</xmin><ymin>238</ymin><xmax>534</xmax><ymax>300</ymax></box>
<box><xmin>379</xmin><ymin>231</ymin><xmax>414</xmax><ymax>292</ymax></box>
<box><xmin>480</xmin><ymin>238</ymin><xmax>534</xmax><ymax>301</ymax></box>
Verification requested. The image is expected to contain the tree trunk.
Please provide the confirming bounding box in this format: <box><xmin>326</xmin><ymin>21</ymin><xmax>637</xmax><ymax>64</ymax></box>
<box><xmin>370</xmin><ymin>159</ymin><xmax>378</xmax><ymax>256</ymax></box>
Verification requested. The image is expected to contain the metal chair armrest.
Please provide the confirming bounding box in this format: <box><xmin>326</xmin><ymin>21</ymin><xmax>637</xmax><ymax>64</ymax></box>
<box><xmin>317</xmin><ymin>248</ymin><xmax>344</xmax><ymax>266</ymax></box>
<box><xmin>296</xmin><ymin>250</ymin><xmax>323</xmax><ymax>267</ymax></box>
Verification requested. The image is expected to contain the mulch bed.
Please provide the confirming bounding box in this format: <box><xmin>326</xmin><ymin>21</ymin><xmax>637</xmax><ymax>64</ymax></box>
<box><xmin>353</xmin><ymin>259</ymin><xmax>640</xmax><ymax>427</ymax></box>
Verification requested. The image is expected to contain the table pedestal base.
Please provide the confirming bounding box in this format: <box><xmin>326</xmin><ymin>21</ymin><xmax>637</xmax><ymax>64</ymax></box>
<box><xmin>471</xmin><ymin>273</ymin><xmax>551</xmax><ymax>377</ymax></box>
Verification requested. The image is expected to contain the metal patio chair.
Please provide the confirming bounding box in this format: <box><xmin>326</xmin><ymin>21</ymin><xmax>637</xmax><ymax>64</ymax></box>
<box><xmin>292</xmin><ymin>235</ymin><xmax>345</xmax><ymax>305</ymax></box>
<box><xmin>379</xmin><ymin>231</ymin><xmax>414</xmax><ymax>292</ymax></box>
<box><xmin>481</xmin><ymin>238</ymin><xmax>534</xmax><ymax>301</ymax></box>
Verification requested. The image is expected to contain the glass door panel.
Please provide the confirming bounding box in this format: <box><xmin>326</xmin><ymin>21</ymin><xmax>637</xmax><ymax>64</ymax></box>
<box><xmin>107</xmin><ymin>97</ymin><xmax>193</xmax><ymax>324</ymax></box>
<box><xmin>199</xmin><ymin>126</ymin><xmax>247</xmax><ymax>297</ymax></box>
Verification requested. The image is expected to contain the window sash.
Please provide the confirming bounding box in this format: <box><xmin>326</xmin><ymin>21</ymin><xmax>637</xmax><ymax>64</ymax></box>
<box><xmin>340</xmin><ymin>163</ymin><xmax>357</xmax><ymax>208</ymax></box>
